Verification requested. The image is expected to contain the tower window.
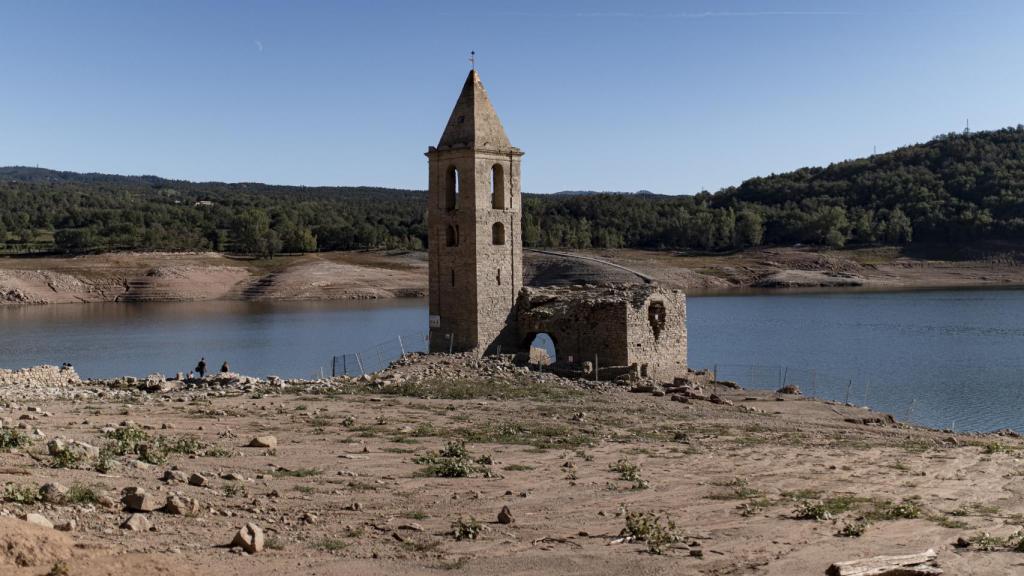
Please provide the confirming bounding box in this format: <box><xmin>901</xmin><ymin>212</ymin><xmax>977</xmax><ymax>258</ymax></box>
<box><xmin>492</xmin><ymin>222</ymin><xmax>506</xmax><ymax>245</ymax></box>
<box><xmin>445</xmin><ymin>166</ymin><xmax>459</xmax><ymax>211</ymax></box>
<box><xmin>445</xmin><ymin>224</ymin><xmax>458</xmax><ymax>247</ymax></box>
<box><xmin>491</xmin><ymin>163</ymin><xmax>505</xmax><ymax>209</ymax></box>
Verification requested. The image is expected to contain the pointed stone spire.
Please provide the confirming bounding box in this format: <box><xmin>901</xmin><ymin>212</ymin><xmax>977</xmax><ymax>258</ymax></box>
<box><xmin>437</xmin><ymin>70</ymin><xmax>513</xmax><ymax>151</ymax></box>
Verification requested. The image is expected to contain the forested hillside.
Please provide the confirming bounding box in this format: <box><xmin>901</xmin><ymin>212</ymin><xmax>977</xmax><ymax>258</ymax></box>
<box><xmin>2</xmin><ymin>126</ymin><xmax>1023</xmax><ymax>255</ymax></box>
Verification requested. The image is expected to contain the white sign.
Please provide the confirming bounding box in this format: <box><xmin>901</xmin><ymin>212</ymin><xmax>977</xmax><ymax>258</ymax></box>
<box><xmin>429</xmin><ymin>315</ymin><xmax>441</xmax><ymax>328</ymax></box>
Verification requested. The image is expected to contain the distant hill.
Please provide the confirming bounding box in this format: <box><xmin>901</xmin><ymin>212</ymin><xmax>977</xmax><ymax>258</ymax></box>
<box><xmin>712</xmin><ymin>125</ymin><xmax>1024</xmax><ymax>247</ymax></box>
<box><xmin>2</xmin><ymin>125</ymin><xmax>1024</xmax><ymax>255</ymax></box>
<box><xmin>552</xmin><ymin>190</ymin><xmax>658</xmax><ymax>196</ymax></box>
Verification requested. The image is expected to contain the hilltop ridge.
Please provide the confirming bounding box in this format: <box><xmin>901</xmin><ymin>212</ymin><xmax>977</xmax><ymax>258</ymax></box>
<box><xmin>2</xmin><ymin>126</ymin><xmax>1024</xmax><ymax>255</ymax></box>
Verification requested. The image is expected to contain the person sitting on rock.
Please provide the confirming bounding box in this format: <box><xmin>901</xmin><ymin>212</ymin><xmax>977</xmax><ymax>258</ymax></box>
<box><xmin>220</xmin><ymin>361</ymin><xmax>230</xmax><ymax>373</ymax></box>
<box><xmin>195</xmin><ymin>357</ymin><xmax>207</xmax><ymax>378</ymax></box>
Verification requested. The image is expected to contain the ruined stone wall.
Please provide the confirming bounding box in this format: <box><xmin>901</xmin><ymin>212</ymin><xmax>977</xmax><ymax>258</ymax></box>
<box><xmin>515</xmin><ymin>284</ymin><xmax>686</xmax><ymax>380</ymax></box>
<box><xmin>516</xmin><ymin>286</ymin><xmax>630</xmax><ymax>365</ymax></box>
<box><xmin>624</xmin><ymin>290</ymin><xmax>687</xmax><ymax>381</ymax></box>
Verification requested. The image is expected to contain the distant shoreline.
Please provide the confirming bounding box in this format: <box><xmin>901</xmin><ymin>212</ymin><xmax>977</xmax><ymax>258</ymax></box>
<box><xmin>2</xmin><ymin>246</ymin><xmax>1023</xmax><ymax>306</ymax></box>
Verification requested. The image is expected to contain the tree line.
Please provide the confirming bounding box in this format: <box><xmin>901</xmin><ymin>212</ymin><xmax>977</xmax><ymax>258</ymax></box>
<box><xmin>2</xmin><ymin>126</ymin><xmax>1024</xmax><ymax>256</ymax></box>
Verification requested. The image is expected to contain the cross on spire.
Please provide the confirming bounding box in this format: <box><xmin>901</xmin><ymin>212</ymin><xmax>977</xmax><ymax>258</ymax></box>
<box><xmin>469</xmin><ymin>51</ymin><xmax>476</xmax><ymax>70</ymax></box>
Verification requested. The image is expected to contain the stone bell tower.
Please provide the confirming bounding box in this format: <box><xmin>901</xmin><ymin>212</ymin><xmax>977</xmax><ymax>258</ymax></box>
<box><xmin>427</xmin><ymin>70</ymin><xmax>524</xmax><ymax>354</ymax></box>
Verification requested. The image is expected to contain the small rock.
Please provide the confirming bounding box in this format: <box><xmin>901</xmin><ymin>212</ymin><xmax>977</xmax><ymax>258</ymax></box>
<box><xmin>163</xmin><ymin>470</ymin><xmax>189</xmax><ymax>483</ymax></box>
<box><xmin>497</xmin><ymin>505</ymin><xmax>514</xmax><ymax>525</ymax></box>
<box><xmin>776</xmin><ymin>384</ymin><xmax>801</xmax><ymax>395</ymax></box>
<box><xmin>122</xmin><ymin>489</ymin><xmax>162</xmax><ymax>512</ymax></box>
<box><xmin>39</xmin><ymin>482</ymin><xmax>68</xmax><ymax>504</ymax></box>
<box><xmin>248</xmin><ymin>436</ymin><xmax>277</xmax><ymax>448</ymax></box>
<box><xmin>55</xmin><ymin>519</ymin><xmax>77</xmax><ymax>532</ymax></box>
<box><xmin>121</xmin><ymin>513</ymin><xmax>151</xmax><ymax>531</ymax></box>
<box><xmin>46</xmin><ymin>438</ymin><xmax>67</xmax><ymax>456</ymax></box>
<box><xmin>231</xmin><ymin>522</ymin><xmax>265</xmax><ymax>554</ymax></box>
<box><xmin>23</xmin><ymin>513</ymin><xmax>53</xmax><ymax>529</ymax></box>
<box><xmin>188</xmin><ymin>473</ymin><xmax>208</xmax><ymax>487</ymax></box>
<box><xmin>164</xmin><ymin>495</ymin><xmax>200</xmax><ymax>516</ymax></box>
<box><xmin>300</xmin><ymin>512</ymin><xmax>318</xmax><ymax>524</ymax></box>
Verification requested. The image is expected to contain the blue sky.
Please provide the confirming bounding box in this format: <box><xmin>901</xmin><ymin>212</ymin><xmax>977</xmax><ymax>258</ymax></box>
<box><xmin>1</xmin><ymin>0</ymin><xmax>1022</xmax><ymax>194</ymax></box>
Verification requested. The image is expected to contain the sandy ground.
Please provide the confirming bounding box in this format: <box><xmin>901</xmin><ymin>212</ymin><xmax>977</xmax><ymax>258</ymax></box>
<box><xmin>3</xmin><ymin>355</ymin><xmax>1024</xmax><ymax>575</ymax></box>
<box><xmin>2</xmin><ymin>246</ymin><xmax>1023</xmax><ymax>306</ymax></box>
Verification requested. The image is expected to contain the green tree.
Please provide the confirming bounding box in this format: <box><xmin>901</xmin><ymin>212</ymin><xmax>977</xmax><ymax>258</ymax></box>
<box><xmin>735</xmin><ymin>209</ymin><xmax>764</xmax><ymax>247</ymax></box>
<box><xmin>232</xmin><ymin>208</ymin><xmax>281</xmax><ymax>258</ymax></box>
<box><xmin>279</xmin><ymin>220</ymin><xmax>317</xmax><ymax>253</ymax></box>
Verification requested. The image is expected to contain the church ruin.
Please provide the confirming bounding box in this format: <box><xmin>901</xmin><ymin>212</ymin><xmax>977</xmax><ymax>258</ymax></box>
<box><xmin>426</xmin><ymin>70</ymin><xmax>687</xmax><ymax>381</ymax></box>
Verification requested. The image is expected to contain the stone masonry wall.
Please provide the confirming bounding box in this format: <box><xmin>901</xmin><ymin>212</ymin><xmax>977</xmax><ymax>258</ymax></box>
<box><xmin>624</xmin><ymin>289</ymin><xmax>688</xmax><ymax>381</ymax></box>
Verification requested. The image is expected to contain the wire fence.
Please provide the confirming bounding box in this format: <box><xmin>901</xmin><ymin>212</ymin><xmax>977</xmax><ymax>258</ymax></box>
<box><xmin>330</xmin><ymin>331</ymin><xmax>430</xmax><ymax>377</ymax></box>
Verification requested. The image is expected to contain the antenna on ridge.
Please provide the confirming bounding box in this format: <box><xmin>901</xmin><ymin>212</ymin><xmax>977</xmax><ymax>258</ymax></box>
<box><xmin>964</xmin><ymin>118</ymin><xmax>970</xmax><ymax>135</ymax></box>
<box><xmin>469</xmin><ymin>51</ymin><xmax>476</xmax><ymax>70</ymax></box>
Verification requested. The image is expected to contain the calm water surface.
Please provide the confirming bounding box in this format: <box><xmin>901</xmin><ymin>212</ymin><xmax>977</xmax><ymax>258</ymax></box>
<box><xmin>2</xmin><ymin>289</ymin><xmax>1024</xmax><ymax>432</ymax></box>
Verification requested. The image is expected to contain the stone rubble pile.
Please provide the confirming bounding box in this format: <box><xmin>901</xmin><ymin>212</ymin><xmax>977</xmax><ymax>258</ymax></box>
<box><xmin>0</xmin><ymin>365</ymin><xmax>80</xmax><ymax>388</ymax></box>
<box><xmin>0</xmin><ymin>354</ymin><xmax>724</xmax><ymax>408</ymax></box>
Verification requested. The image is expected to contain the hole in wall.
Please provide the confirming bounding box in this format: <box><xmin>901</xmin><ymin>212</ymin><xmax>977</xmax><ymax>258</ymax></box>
<box><xmin>526</xmin><ymin>333</ymin><xmax>556</xmax><ymax>365</ymax></box>
<box><xmin>648</xmin><ymin>301</ymin><xmax>666</xmax><ymax>340</ymax></box>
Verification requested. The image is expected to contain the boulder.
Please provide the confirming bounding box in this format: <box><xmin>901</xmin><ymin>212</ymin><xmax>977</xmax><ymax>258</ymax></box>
<box><xmin>163</xmin><ymin>495</ymin><xmax>200</xmax><ymax>516</ymax></box>
<box><xmin>39</xmin><ymin>482</ymin><xmax>68</xmax><ymax>504</ymax></box>
<box><xmin>497</xmin><ymin>505</ymin><xmax>514</xmax><ymax>525</ymax></box>
<box><xmin>248</xmin><ymin>436</ymin><xmax>277</xmax><ymax>448</ymax></box>
<box><xmin>188</xmin><ymin>473</ymin><xmax>208</xmax><ymax>487</ymax></box>
<box><xmin>122</xmin><ymin>489</ymin><xmax>161</xmax><ymax>512</ymax></box>
<box><xmin>163</xmin><ymin>470</ymin><xmax>189</xmax><ymax>483</ymax></box>
<box><xmin>55</xmin><ymin>519</ymin><xmax>77</xmax><ymax>532</ymax></box>
<box><xmin>231</xmin><ymin>523</ymin><xmax>264</xmax><ymax>554</ymax></box>
<box><xmin>120</xmin><ymin>513</ymin><xmax>151</xmax><ymax>531</ymax></box>
<box><xmin>23</xmin><ymin>513</ymin><xmax>53</xmax><ymax>529</ymax></box>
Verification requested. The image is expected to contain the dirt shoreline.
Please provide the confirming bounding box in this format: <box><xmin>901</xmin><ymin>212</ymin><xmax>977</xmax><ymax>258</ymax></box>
<box><xmin>1</xmin><ymin>356</ymin><xmax>1021</xmax><ymax>575</ymax></box>
<box><xmin>1</xmin><ymin>246</ymin><xmax>1022</xmax><ymax>306</ymax></box>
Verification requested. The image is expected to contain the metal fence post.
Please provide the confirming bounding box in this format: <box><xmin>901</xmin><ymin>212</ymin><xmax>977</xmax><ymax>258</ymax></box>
<box><xmin>356</xmin><ymin>353</ymin><xmax>364</xmax><ymax>375</ymax></box>
<box><xmin>398</xmin><ymin>335</ymin><xmax>405</xmax><ymax>356</ymax></box>
<box><xmin>845</xmin><ymin>379</ymin><xmax>852</xmax><ymax>405</ymax></box>
<box><xmin>448</xmin><ymin>333</ymin><xmax>453</xmax><ymax>354</ymax></box>
<box><xmin>782</xmin><ymin>366</ymin><xmax>789</xmax><ymax>387</ymax></box>
<box><xmin>343</xmin><ymin>355</ymin><xmax>347</xmax><ymax>376</ymax></box>
<box><xmin>332</xmin><ymin>356</ymin><xmax>336</xmax><ymax>377</ymax></box>
<box><xmin>377</xmin><ymin>347</ymin><xmax>384</xmax><ymax>370</ymax></box>
<box><xmin>594</xmin><ymin>354</ymin><xmax>599</xmax><ymax>381</ymax></box>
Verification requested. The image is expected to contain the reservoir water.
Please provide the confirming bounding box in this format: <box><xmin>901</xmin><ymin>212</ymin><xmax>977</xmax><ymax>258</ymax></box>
<box><xmin>2</xmin><ymin>289</ymin><xmax>1024</xmax><ymax>433</ymax></box>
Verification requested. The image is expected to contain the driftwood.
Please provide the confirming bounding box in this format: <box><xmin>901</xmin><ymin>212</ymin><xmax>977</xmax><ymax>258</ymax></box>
<box><xmin>826</xmin><ymin>549</ymin><xmax>940</xmax><ymax>576</ymax></box>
